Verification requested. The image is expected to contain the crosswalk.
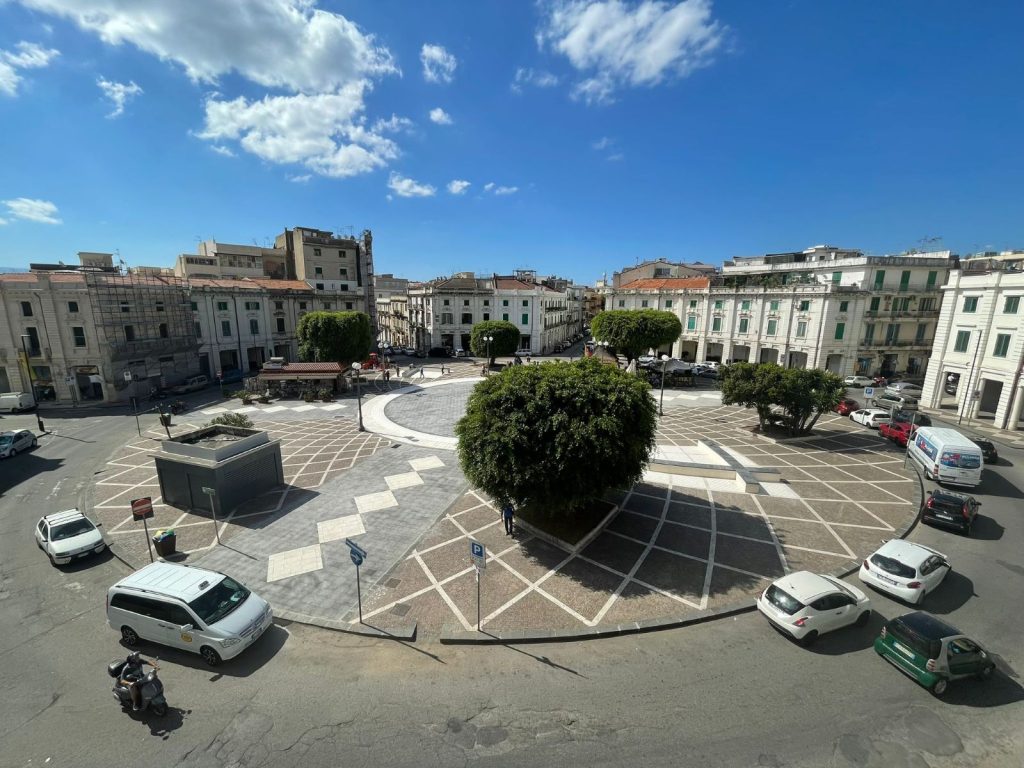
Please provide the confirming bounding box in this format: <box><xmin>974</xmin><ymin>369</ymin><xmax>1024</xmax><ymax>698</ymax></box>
<box><xmin>201</xmin><ymin>402</ymin><xmax>350</xmax><ymax>416</ymax></box>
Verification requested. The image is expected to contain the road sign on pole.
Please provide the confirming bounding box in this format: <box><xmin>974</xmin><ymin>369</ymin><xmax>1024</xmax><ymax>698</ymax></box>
<box><xmin>864</xmin><ymin>386</ymin><xmax>874</xmax><ymax>397</ymax></box>
<box><xmin>131</xmin><ymin>497</ymin><xmax>155</xmax><ymax>562</ymax></box>
<box><xmin>345</xmin><ymin>539</ymin><xmax>367</xmax><ymax>623</ymax></box>
<box><xmin>201</xmin><ymin>487</ymin><xmax>222</xmax><ymax>544</ymax></box>
<box><xmin>470</xmin><ymin>540</ymin><xmax>485</xmax><ymax>570</ymax></box>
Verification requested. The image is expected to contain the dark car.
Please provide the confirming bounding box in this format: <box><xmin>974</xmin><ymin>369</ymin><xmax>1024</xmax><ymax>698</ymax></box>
<box><xmin>920</xmin><ymin>489</ymin><xmax>979</xmax><ymax>535</ymax></box>
<box><xmin>970</xmin><ymin>438</ymin><xmax>998</xmax><ymax>464</ymax></box>
<box><xmin>427</xmin><ymin>347</ymin><xmax>450</xmax><ymax>358</ymax></box>
<box><xmin>835</xmin><ymin>398</ymin><xmax>860</xmax><ymax>416</ymax></box>
<box><xmin>892</xmin><ymin>410</ymin><xmax>931</xmax><ymax>427</ymax></box>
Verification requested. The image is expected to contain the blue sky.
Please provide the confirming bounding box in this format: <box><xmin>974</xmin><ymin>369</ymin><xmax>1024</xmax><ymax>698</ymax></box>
<box><xmin>1</xmin><ymin>1</ymin><xmax>1022</xmax><ymax>284</ymax></box>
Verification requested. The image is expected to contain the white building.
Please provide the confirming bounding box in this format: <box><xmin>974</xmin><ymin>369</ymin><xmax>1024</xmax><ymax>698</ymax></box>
<box><xmin>609</xmin><ymin>245</ymin><xmax>953</xmax><ymax>377</ymax></box>
<box><xmin>920</xmin><ymin>252</ymin><xmax>1024</xmax><ymax>432</ymax></box>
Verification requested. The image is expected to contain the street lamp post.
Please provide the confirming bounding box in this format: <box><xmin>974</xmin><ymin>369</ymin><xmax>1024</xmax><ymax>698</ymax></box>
<box><xmin>20</xmin><ymin>335</ymin><xmax>38</xmax><ymax>409</ymax></box>
<box><xmin>351</xmin><ymin>362</ymin><xmax>364</xmax><ymax>431</ymax></box>
<box><xmin>659</xmin><ymin>354</ymin><xmax>670</xmax><ymax>416</ymax></box>
<box><xmin>483</xmin><ymin>335</ymin><xmax>493</xmax><ymax>364</ymax></box>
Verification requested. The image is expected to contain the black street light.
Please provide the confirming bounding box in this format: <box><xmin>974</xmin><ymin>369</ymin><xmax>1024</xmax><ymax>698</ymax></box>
<box><xmin>483</xmin><ymin>334</ymin><xmax>494</xmax><ymax>364</ymax></box>
<box><xmin>351</xmin><ymin>362</ymin><xmax>365</xmax><ymax>431</ymax></box>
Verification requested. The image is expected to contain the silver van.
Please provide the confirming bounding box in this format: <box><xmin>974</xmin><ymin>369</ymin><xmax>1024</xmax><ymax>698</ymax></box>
<box><xmin>171</xmin><ymin>375</ymin><xmax>209</xmax><ymax>394</ymax></box>
<box><xmin>0</xmin><ymin>392</ymin><xmax>35</xmax><ymax>412</ymax></box>
<box><xmin>107</xmin><ymin>562</ymin><xmax>272</xmax><ymax>666</ymax></box>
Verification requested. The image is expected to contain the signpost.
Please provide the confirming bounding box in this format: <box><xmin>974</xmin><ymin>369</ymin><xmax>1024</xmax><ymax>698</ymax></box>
<box><xmin>131</xmin><ymin>497</ymin><xmax>155</xmax><ymax>562</ymax></box>
<box><xmin>201</xmin><ymin>487</ymin><xmax>222</xmax><ymax>544</ymax></box>
<box><xmin>345</xmin><ymin>539</ymin><xmax>368</xmax><ymax>623</ymax></box>
<box><xmin>864</xmin><ymin>386</ymin><xmax>874</xmax><ymax>398</ymax></box>
<box><xmin>470</xmin><ymin>540</ymin><xmax>486</xmax><ymax>631</ymax></box>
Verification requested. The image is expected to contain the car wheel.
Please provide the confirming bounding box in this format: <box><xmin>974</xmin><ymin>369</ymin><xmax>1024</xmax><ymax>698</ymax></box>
<box><xmin>976</xmin><ymin>665</ymin><xmax>994</xmax><ymax>681</ymax></box>
<box><xmin>200</xmin><ymin>646</ymin><xmax>222</xmax><ymax>666</ymax></box>
<box><xmin>9</xmin><ymin>449</ymin><xmax>16</xmax><ymax>457</ymax></box>
<box><xmin>800</xmin><ymin>630</ymin><xmax>819</xmax><ymax>647</ymax></box>
<box><xmin>855</xmin><ymin>610</ymin><xmax>870</xmax><ymax>628</ymax></box>
<box><xmin>121</xmin><ymin>626</ymin><xmax>140</xmax><ymax>646</ymax></box>
<box><xmin>931</xmin><ymin>678</ymin><xmax>948</xmax><ymax>696</ymax></box>
<box><xmin>47</xmin><ymin>553</ymin><xmax>57</xmax><ymax>566</ymax></box>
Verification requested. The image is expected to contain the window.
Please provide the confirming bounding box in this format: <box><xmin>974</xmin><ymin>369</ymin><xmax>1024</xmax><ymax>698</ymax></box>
<box><xmin>641</xmin><ymin>300</ymin><xmax>649</xmax><ymax>308</ymax></box>
<box><xmin>618</xmin><ymin>300</ymin><xmax>625</xmax><ymax>307</ymax></box>
<box><xmin>276</xmin><ymin>317</ymin><xmax>285</xmax><ymax>333</ymax></box>
<box><xmin>244</xmin><ymin>301</ymin><xmax>260</xmax><ymax>310</ymax></box>
<box><xmin>799</xmin><ymin>300</ymin><xmax>810</xmax><ymax>311</ymax></box>
<box><xmin>124</xmin><ymin>325</ymin><xmax>136</xmax><ymax>342</ymax></box>
<box><xmin>463</xmin><ymin>299</ymin><xmax>470</xmax><ymax>306</ymax></box>
<box><xmin>313</xmin><ymin>248</ymin><xmax>321</xmax><ymax>257</ymax></box>
<box><xmin>900</xmin><ymin>270</ymin><xmax>911</xmax><ymax>288</ymax></box>
<box><xmin>72</xmin><ymin>327</ymin><xmax>86</xmax><ymax>347</ymax></box>
<box><xmin>741</xmin><ymin>300</ymin><xmax>751</xmax><ymax>311</ymax></box>
<box><xmin>832</xmin><ymin>271</ymin><xmax>842</xmax><ymax>284</ymax></box>
<box><xmin>339</xmin><ymin>268</ymin><xmax>348</xmax><ymax>278</ymax></box>
<box><xmin>158</xmin><ymin>355</ymin><xmax>173</xmax><ymax>364</ymax></box>
<box><xmin>920</xmin><ymin>298</ymin><xmax>936</xmax><ymax>311</ymax></box>
<box><xmin>502</xmin><ymin>313</ymin><xmax>509</xmax><ymax>321</ymax></box>
<box><xmin>916</xmin><ymin>323</ymin><xmax>927</xmax><ymax>342</ymax></box>
<box><xmin>686</xmin><ymin>316</ymin><xmax>696</xmax><ymax>331</ymax></box>
<box><xmin>665</xmin><ymin>300</ymin><xmax>673</xmax><ymax>308</ymax></box>
<box><xmin>338</xmin><ymin>249</ymin><xmax>346</xmax><ymax>258</ymax></box>
<box><xmin>315</xmin><ymin>283</ymin><xmax>324</xmax><ymax>290</ymax></box>
<box><xmin>20</xmin><ymin>301</ymin><xmax>33</xmax><ymax>317</ymax></box>
<box><xmin>993</xmin><ymin>333</ymin><xmax>1011</xmax><ymax>358</ymax></box>
<box><xmin>217</xmin><ymin>301</ymin><xmax>228</xmax><ymax>311</ymax></box>
<box><xmin>739</xmin><ymin>318</ymin><xmax>749</xmax><ymax>333</ymax></box>
<box><xmin>874</xmin><ymin>270</ymin><xmax>885</xmax><ymax>288</ymax></box>
<box><xmin>796</xmin><ymin>321</ymin><xmax>807</xmax><ymax>337</ymax></box>
<box><xmin>68</xmin><ymin>301</ymin><xmax>79</xmax><ymax>313</ymax></box>
<box><xmin>483</xmin><ymin>313</ymin><xmax>490</xmax><ymax>321</ymax></box>
<box><xmin>222</xmin><ymin>320</ymin><xmax>232</xmax><ymax>337</ymax></box>
<box><xmin>689</xmin><ymin>300</ymin><xmax>697</xmax><ymax>309</ymax></box>
<box><xmin>441</xmin><ymin>312</ymin><xmax>454</xmax><ymax>324</ymax></box>
<box><xmin>927</xmin><ymin>271</ymin><xmax>938</xmax><ymax>287</ymax></box>
<box><xmin>315</xmin><ymin>267</ymin><xmax>323</xmax><ymax>276</ymax></box>
<box><xmin>443</xmin><ymin>299</ymin><xmax>450</xmax><ymax>306</ymax></box>
<box><xmin>894</xmin><ymin>296</ymin><xmax>911</xmax><ymax>311</ymax></box>
<box><xmin>249</xmin><ymin>319</ymin><xmax>259</xmax><ymax>335</ymax></box>
<box><xmin>194</xmin><ymin>321</ymin><xmax>202</xmax><ymax>338</ymax></box>
<box><xmin>869</xmin><ymin>297</ymin><xmax>880</xmax><ymax>311</ymax></box>
<box><xmin>322</xmin><ymin>302</ymin><xmax>332</xmax><ymax>310</ymax></box>
<box><xmin>885</xmin><ymin>324</ymin><xmax>899</xmax><ymax>344</ymax></box>
<box><xmin>299</xmin><ymin>301</ymin><xmax>307</xmax><ymax>310</ymax></box>
<box><xmin>839</xmin><ymin>301</ymin><xmax>849</xmax><ymax>312</ymax></box>
<box><xmin>712</xmin><ymin>317</ymin><xmax>722</xmax><ymax>332</ymax></box>
<box><xmin>461</xmin><ymin>313</ymin><xmax>472</xmax><ymax>324</ymax></box>
<box><xmin>963</xmin><ymin>296</ymin><xmax>978</xmax><ymax>313</ymax></box>
<box><xmin>522</xmin><ymin>300</ymin><xmax>529</xmax><ymax>307</ymax></box>
<box><xmin>121</xmin><ymin>301</ymin><xmax>131</xmax><ymax>313</ymax></box>
<box><xmin>158</xmin><ymin>323</ymin><xmax>168</xmax><ymax>338</ymax></box>
<box><xmin>766</xmin><ymin>319</ymin><xmax>778</xmax><ymax>336</ymax></box>
<box><xmin>155</xmin><ymin>301</ymin><xmax>165</xmax><ymax>312</ymax></box>
<box><xmin>339</xmin><ymin>284</ymin><xmax>349</xmax><ymax>292</ymax></box>
<box><xmin>1004</xmin><ymin>296</ymin><xmax>1020</xmax><ymax>314</ymax></box>
<box><xmin>954</xmin><ymin>330</ymin><xmax>970</xmax><ymax>352</ymax></box>
<box><xmin>522</xmin><ymin>313</ymin><xmax>529</xmax><ymax>325</ymax></box>
<box><xmin>769</xmin><ymin>300</ymin><xmax>780</xmax><ymax>311</ymax></box>
<box><xmin>483</xmin><ymin>300</ymin><xmax>490</xmax><ymax>306</ymax></box>
<box><xmin>503</xmin><ymin>299</ymin><xmax>509</xmax><ymax>306</ymax></box>
<box><xmin>834</xmin><ymin>322</ymin><xmax>844</xmax><ymax>340</ymax></box>
<box><xmin>864</xmin><ymin>323</ymin><xmax>875</xmax><ymax>342</ymax></box>
<box><xmin>345</xmin><ymin>302</ymin><xmax>353</xmax><ymax>310</ymax></box>
<box><xmin>275</xmin><ymin>301</ymin><xmax>284</xmax><ymax>311</ymax></box>
<box><xmin>714</xmin><ymin>300</ymin><xmax>723</xmax><ymax>310</ymax></box>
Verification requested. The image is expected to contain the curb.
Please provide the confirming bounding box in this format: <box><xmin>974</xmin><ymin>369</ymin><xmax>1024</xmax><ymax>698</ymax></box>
<box><xmin>274</xmin><ymin>609</ymin><xmax>417</xmax><ymax>641</ymax></box>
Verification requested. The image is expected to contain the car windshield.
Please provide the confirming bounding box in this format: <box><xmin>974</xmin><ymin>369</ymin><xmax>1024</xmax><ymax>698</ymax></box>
<box><xmin>0</xmin><ymin>436</ymin><xmax>12</xmax><ymax>445</ymax></box>
<box><xmin>188</xmin><ymin>576</ymin><xmax>250</xmax><ymax>625</ymax></box>
<box><xmin>51</xmin><ymin>519</ymin><xmax>95</xmax><ymax>540</ymax></box>
<box><xmin>765</xmin><ymin>585</ymin><xmax>803</xmax><ymax>615</ymax></box>
<box><xmin>870</xmin><ymin>553</ymin><xmax>916</xmax><ymax>579</ymax></box>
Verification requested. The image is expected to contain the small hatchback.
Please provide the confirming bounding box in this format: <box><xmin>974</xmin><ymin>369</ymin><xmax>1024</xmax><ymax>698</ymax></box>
<box><xmin>920</xmin><ymin>490</ymin><xmax>979</xmax><ymax>535</ymax></box>
<box><xmin>859</xmin><ymin>540</ymin><xmax>950</xmax><ymax>605</ymax></box>
<box><xmin>756</xmin><ymin>571</ymin><xmax>871</xmax><ymax>645</ymax></box>
<box><xmin>874</xmin><ymin>611</ymin><xmax>995</xmax><ymax>696</ymax></box>
<box><xmin>35</xmin><ymin>509</ymin><xmax>106</xmax><ymax>565</ymax></box>
<box><xmin>0</xmin><ymin>429</ymin><xmax>37</xmax><ymax>459</ymax></box>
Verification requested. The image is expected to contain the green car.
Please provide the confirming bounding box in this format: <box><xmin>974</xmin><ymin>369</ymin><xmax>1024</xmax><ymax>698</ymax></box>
<box><xmin>874</xmin><ymin>611</ymin><xmax>996</xmax><ymax>696</ymax></box>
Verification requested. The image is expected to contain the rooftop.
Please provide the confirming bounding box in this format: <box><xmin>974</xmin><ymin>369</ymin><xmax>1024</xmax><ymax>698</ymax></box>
<box><xmin>618</xmin><ymin>277</ymin><xmax>711</xmax><ymax>291</ymax></box>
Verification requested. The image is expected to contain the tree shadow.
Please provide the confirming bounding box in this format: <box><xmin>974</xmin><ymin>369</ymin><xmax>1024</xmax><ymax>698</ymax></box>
<box><xmin>118</xmin><ymin>623</ymin><xmax>287</xmax><ymax>679</ymax></box>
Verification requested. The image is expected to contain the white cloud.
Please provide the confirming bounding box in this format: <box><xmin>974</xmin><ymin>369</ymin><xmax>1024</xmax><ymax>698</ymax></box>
<box><xmin>288</xmin><ymin>173</ymin><xmax>311</xmax><ymax>183</ymax></box>
<box><xmin>210</xmin><ymin>144</ymin><xmax>235</xmax><ymax>157</ymax></box>
<box><xmin>0</xmin><ymin>41</ymin><xmax>59</xmax><ymax>96</ymax></box>
<box><xmin>429</xmin><ymin>107</ymin><xmax>453</xmax><ymax>125</ymax></box>
<box><xmin>372</xmin><ymin>114</ymin><xmax>414</xmax><ymax>133</ymax></box>
<box><xmin>420</xmin><ymin>43</ymin><xmax>457</xmax><ymax>83</ymax></box>
<box><xmin>592</xmin><ymin>136</ymin><xmax>614</xmax><ymax>150</ymax></box>
<box><xmin>511</xmin><ymin>67</ymin><xmax>559</xmax><ymax>93</ymax></box>
<box><xmin>484</xmin><ymin>182</ymin><xmax>495</xmax><ymax>192</ymax></box>
<box><xmin>97</xmin><ymin>77</ymin><xmax>143</xmax><ymax>117</ymax></box>
<box><xmin>0</xmin><ymin>217</ymin><xmax>8</xmax><ymax>225</ymax></box>
<box><xmin>447</xmin><ymin>179</ymin><xmax>470</xmax><ymax>195</ymax></box>
<box><xmin>2</xmin><ymin>197</ymin><xmax>62</xmax><ymax>224</ymax></box>
<box><xmin>607</xmin><ymin>152</ymin><xmax>624</xmax><ymax>161</ymax></box>
<box><xmin>388</xmin><ymin>172</ymin><xmax>435</xmax><ymax>198</ymax></box>
<box><xmin>537</xmin><ymin>0</ymin><xmax>725</xmax><ymax>104</ymax></box>
<box><xmin>493</xmin><ymin>185</ymin><xmax>518</xmax><ymax>196</ymax></box>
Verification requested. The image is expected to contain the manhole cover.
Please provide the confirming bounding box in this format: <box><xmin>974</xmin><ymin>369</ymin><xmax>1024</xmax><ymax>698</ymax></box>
<box><xmin>390</xmin><ymin>603</ymin><xmax>411</xmax><ymax>617</ymax></box>
<box><xmin>385</xmin><ymin>577</ymin><xmax>402</xmax><ymax>589</ymax></box>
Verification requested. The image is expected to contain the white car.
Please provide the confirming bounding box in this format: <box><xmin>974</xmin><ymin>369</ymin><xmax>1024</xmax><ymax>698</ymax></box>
<box><xmin>886</xmin><ymin>382</ymin><xmax>923</xmax><ymax>398</ymax></box>
<box><xmin>858</xmin><ymin>540</ymin><xmax>950</xmax><ymax>605</ymax></box>
<box><xmin>757</xmin><ymin>571</ymin><xmax>871</xmax><ymax>645</ymax></box>
<box><xmin>0</xmin><ymin>429</ymin><xmax>37</xmax><ymax>458</ymax></box>
<box><xmin>403</xmin><ymin>347</ymin><xmax>417</xmax><ymax>356</ymax></box>
<box><xmin>844</xmin><ymin>375</ymin><xmax>874</xmax><ymax>388</ymax></box>
<box><xmin>35</xmin><ymin>509</ymin><xmax>106</xmax><ymax>566</ymax></box>
<box><xmin>700</xmin><ymin>361</ymin><xmax>720</xmax><ymax>369</ymax></box>
<box><xmin>850</xmin><ymin>408</ymin><xmax>891</xmax><ymax>428</ymax></box>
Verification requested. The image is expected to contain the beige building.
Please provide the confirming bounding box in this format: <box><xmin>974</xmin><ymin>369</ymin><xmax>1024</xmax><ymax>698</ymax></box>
<box><xmin>611</xmin><ymin>258</ymin><xmax>717</xmax><ymax>289</ymax></box>
<box><xmin>376</xmin><ymin>294</ymin><xmax>410</xmax><ymax>349</ymax></box>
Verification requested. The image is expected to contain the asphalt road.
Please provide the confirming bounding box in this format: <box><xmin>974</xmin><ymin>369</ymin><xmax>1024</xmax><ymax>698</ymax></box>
<box><xmin>1</xmin><ymin>405</ymin><xmax>1022</xmax><ymax>768</ymax></box>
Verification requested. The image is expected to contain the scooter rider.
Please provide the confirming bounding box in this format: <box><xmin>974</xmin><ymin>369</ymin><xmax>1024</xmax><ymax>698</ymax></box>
<box><xmin>120</xmin><ymin>652</ymin><xmax>155</xmax><ymax>710</ymax></box>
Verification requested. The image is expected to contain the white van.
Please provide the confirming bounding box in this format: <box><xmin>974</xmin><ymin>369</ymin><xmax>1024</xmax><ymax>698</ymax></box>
<box><xmin>107</xmin><ymin>562</ymin><xmax>272</xmax><ymax>666</ymax></box>
<box><xmin>908</xmin><ymin>427</ymin><xmax>983</xmax><ymax>487</ymax></box>
<box><xmin>0</xmin><ymin>392</ymin><xmax>35</xmax><ymax>412</ymax></box>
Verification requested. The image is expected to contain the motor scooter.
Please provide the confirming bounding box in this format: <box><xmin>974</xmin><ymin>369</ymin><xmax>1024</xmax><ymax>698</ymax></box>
<box><xmin>108</xmin><ymin>658</ymin><xmax>168</xmax><ymax>716</ymax></box>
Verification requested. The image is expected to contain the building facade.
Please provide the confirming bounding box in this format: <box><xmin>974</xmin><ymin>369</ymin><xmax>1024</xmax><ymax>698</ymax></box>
<box><xmin>920</xmin><ymin>252</ymin><xmax>1024</xmax><ymax>432</ymax></box>
<box><xmin>376</xmin><ymin>294</ymin><xmax>410</xmax><ymax>349</ymax></box>
<box><xmin>611</xmin><ymin>258</ymin><xmax>717</xmax><ymax>289</ymax></box>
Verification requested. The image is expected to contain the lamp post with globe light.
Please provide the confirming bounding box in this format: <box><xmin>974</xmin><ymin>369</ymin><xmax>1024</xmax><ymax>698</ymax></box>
<box><xmin>483</xmin><ymin>334</ymin><xmax>494</xmax><ymax>363</ymax></box>
<box><xmin>659</xmin><ymin>354</ymin><xmax>670</xmax><ymax>416</ymax></box>
<box><xmin>351</xmin><ymin>362</ymin><xmax>364</xmax><ymax>431</ymax></box>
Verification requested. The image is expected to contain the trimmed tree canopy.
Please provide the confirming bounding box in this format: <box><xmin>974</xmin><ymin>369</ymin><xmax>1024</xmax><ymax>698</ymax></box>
<box><xmin>590</xmin><ymin>309</ymin><xmax>681</xmax><ymax>361</ymax></box>
<box><xmin>296</xmin><ymin>311</ymin><xmax>372</xmax><ymax>366</ymax></box>
<box><xmin>469</xmin><ymin>320</ymin><xmax>520</xmax><ymax>362</ymax></box>
<box><xmin>456</xmin><ymin>358</ymin><xmax>657</xmax><ymax>516</ymax></box>
<box><xmin>720</xmin><ymin>362</ymin><xmax>845</xmax><ymax>434</ymax></box>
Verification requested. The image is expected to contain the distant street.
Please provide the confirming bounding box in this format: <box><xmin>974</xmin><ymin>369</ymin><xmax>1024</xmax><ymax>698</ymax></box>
<box><xmin>1</xmin><ymin>404</ymin><xmax>1022</xmax><ymax>768</ymax></box>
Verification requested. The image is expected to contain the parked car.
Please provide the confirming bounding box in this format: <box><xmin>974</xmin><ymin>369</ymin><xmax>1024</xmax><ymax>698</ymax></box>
<box><xmin>892</xmin><ymin>410</ymin><xmax>931</xmax><ymax>428</ymax></box>
<box><xmin>835</xmin><ymin>398</ymin><xmax>860</xmax><ymax>416</ymax></box>
<box><xmin>427</xmin><ymin>347</ymin><xmax>450</xmax><ymax>357</ymax></box>
<box><xmin>637</xmin><ymin>355</ymin><xmax>656</xmax><ymax>367</ymax></box>
<box><xmin>0</xmin><ymin>391</ymin><xmax>36</xmax><ymax>412</ymax></box>
<box><xmin>874</xmin><ymin>611</ymin><xmax>995</xmax><ymax>697</ymax></box>
<box><xmin>403</xmin><ymin>347</ymin><xmax>417</xmax><ymax>356</ymax></box>
<box><xmin>850</xmin><ymin>408</ymin><xmax>891</xmax><ymax>428</ymax></box>
<box><xmin>859</xmin><ymin>540</ymin><xmax>950</xmax><ymax>605</ymax></box>
<box><xmin>886</xmin><ymin>382</ymin><xmax>923</xmax><ymax>398</ymax></box>
<box><xmin>454</xmin><ymin>349</ymin><xmax>467</xmax><ymax>358</ymax></box>
<box><xmin>0</xmin><ymin>429</ymin><xmax>37</xmax><ymax>459</ymax></box>
<box><xmin>920</xmin><ymin>489</ymin><xmax>980</xmax><ymax>535</ymax></box>
<box><xmin>844</xmin><ymin>375</ymin><xmax>874</xmax><ymax>388</ymax></box>
<box><xmin>871</xmin><ymin>393</ymin><xmax>918</xmax><ymax>412</ymax></box>
<box><xmin>970</xmin><ymin>438</ymin><xmax>998</xmax><ymax>464</ymax></box>
<box><xmin>35</xmin><ymin>509</ymin><xmax>106</xmax><ymax>566</ymax></box>
<box><xmin>879</xmin><ymin>420</ymin><xmax>915</xmax><ymax>446</ymax></box>
<box><xmin>218</xmin><ymin>369</ymin><xmax>245</xmax><ymax>386</ymax></box>
<box><xmin>756</xmin><ymin>571</ymin><xmax>871</xmax><ymax>646</ymax></box>
<box><xmin>171</xmin><ymin>374</ymin><xmax>209</xmax><ymax>394</ymax></box>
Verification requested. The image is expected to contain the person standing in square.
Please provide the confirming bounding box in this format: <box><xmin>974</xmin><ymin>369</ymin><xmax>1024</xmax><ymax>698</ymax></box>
<box><xmin>501</xmin><ymin>502</ymin><xmax>515</xmax><ymax>536</ymax></box>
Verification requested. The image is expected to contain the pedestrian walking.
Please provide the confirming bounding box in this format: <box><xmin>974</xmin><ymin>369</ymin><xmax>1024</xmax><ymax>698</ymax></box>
<box><xmin>525</xmin><ymin>355</ymin><xmax>531</xmax><ymax>365</ymax></box>
<box><xmin>501</xmin><ymin>502</ymin><xmax>515</xmax><ymax>536</ymax></box>
<box><xmin>383</xmin><ymin>369</ymin><xmax>391</xmax><ymax>383</ymax></box>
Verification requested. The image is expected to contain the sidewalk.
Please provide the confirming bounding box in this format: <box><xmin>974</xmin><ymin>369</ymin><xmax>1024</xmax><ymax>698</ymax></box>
<box><xmin>917</xmin><ymin>406</ymin><xmax>1024</xmax><ymax>448</ymax></box>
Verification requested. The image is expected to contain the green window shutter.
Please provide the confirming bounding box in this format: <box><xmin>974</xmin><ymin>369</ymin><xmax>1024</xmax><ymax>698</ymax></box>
<box><xmin>835</xmin><ymin>322</ymin><xmax>845</xmax><ymax>340</ymax></box>
<box><xmin>686</xmin><ymin>316</ymin><xmax>696</xmax><ymax>331</ymax></box>
<box><xmin>521</xmin><ymin>313</ymin><xmax>528</xmax><ymax>325</ymax></box>
<box><xmin>767</xmin><ymin>319</ymin><xmax>778</xmax><ymax>335</ymax></box>
<box><xmin>927</xmin><ymin>271</ymin><xmax>937</xmax><ymax>287</ymax></box>
<box><xmin>739</xmin><ymin>318</ymin><xmax>748</xmax><ymax>333</ymax></box>
<box><xmin>993</xmin><ymin>334</ymin><xmax>1011</xmax><ymax>357</ymax></box>
<box><xmin>954</xmin><ymin>330</ymin><xmax>970</xmax><ymax>352</ymax></box>
<box><xmin>832</xmin><ymin>271</ymin><xmax>841</xmax><ymax>284</ymax></box>
<box><xmin>870</xmin><ymin>297</ymin><xmax>880</xmax><ymax>311</ymax></box>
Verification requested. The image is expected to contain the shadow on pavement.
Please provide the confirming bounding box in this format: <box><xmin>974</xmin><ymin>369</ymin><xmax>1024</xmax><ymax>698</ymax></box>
<box><xmin>921</xmin><ymin>570</ymin><xmax>976</xmax><ymax>615</ymax></box>
<box><xmin>0</xmin><ymin>454</ymin><xmax>65</xmax><ymax>498</ymax></box>
<box><xmin>941</xmin><ymin>671</ymin><xmax>1024</xmax><ymax>708</ymax></box>
<box><xmin>57</xmin><ymin>547</ymin><xmax>116</xmax><ymax>573</ymax></box>
<box><xmin>119</xmin><ymin>623</ymin><xmax>287</xmax><ymax>679</ymax></box>
<box><xmin>806</xmin><ymin>610</ymin><xmax>888</xmax><ymax>656</ymax></box>
<box><xmin>479</xmin><ymin>632</ymin><xmax>588</xmax><ymax>678</ymax></box>
<box><xmin>967</xmin><ymin>515</ymin><xmax>1005</xmax><ymax>541</ymax></box>
<box><xmin>134</xmin><ymin>705</ymin><xmax>191</xmax><ymax>739</ymax></box>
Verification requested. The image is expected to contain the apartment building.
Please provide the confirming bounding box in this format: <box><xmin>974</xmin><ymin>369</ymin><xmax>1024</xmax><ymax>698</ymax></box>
<box><xmin>920</xmin><ymin>252</ymin><xmax>1024</xmax><ymax>432</ymax></box>
<box><xmin>608</xmin><ymin>245</ymin><xmax>953</xmax><ymax>378</ymax></box>
<box><xmin>175</xmin><ymin>240</ymin><xmax>289</xmax><ymax>280</ymax></box>
<box><xmin>376</xmin><ymin>294</ymin><xmax>410</xmax><ymax>349</ymax></box>
<box><xmin>611</xmin><ymin>258</ymin><xmax>717</xmax><ymax>289</ymax></box>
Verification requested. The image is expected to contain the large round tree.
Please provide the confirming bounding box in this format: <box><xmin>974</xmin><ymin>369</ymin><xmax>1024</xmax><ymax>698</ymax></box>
<box><xmin>469</xmin><ymin>320</ymin><xmax>520</xmax><ymax>364</ymax></box>
<box><xmin>590</xmin><ymin>309</ymin><xmax>682</xmax><ymax>361</ymax></box>
<box><xmin>296</xmin><ymin>311</ymin><xmax>372</xmax><ymax>365</ymax></box>
<box><xmin>456</xmin><ymin>358</ymin><xmax>657</xmax><ymax>520</ymax></box>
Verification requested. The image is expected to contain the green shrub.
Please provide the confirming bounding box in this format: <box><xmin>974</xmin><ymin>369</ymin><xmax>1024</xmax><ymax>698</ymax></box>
<box><xmin>207</xmin><ymin>413</ymin><xmax>254</xmax><ymax>429</ymax></box>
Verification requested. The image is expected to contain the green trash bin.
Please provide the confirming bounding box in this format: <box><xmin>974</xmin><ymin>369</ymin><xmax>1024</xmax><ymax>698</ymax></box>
<box><xmin>152</xmin><ymin>529</ymin><xmax>177</xmax><ymax>557</ymax></box>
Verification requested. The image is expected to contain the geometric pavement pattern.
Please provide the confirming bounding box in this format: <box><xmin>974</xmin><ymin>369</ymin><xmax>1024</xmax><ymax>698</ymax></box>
<box><xmin>357</xmin><ymin>405</ymin><xmax>920</xmax><ymax>634</ymax></box>
<box><xmin>90</xmin><ymin>418</ymin><xmax>387</xmax><ymax>566</ymax></box>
